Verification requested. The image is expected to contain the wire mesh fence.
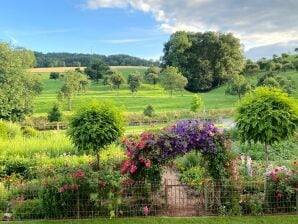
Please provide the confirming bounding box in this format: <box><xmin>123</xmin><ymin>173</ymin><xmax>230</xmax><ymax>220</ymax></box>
<box><xmin>1</xmin><ymin>179</ymin><xmax>297</xmax><ymax>221</ymax></box>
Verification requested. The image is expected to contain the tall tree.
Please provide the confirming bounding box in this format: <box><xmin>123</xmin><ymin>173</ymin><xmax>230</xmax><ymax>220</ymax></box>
<box><xmin>127</xmin><ymin>72</ymin><xmax>142</xmax><ymax>95</ymax></box>
<box><xmin>159</xmin><ymin>66</ymin><xmax>188</xmax><ymax>96</ymax></box>
<box><xmin>84</xmin><ymin>60</ymin><xmax>110</xmax><ymax>83</ymax></box>
<box><xmin>144</xmin><ymin>66</ymin><xmax>160</xmax><ymax>87</ymax></box>
<box><xmin>236</xmin><ymin>87</ymin><xmax>298</xmax><ymax>167</ymax></box>
<box><xmin>58</xmin><ymin>71</ymin><xmax>89</xmax><ymax>110</ymax></box>
<box><xmin>110</xmin><ymin>71</ymin><xmax>125</xmax><ymax>89</ymax></box>
<box><xmin>162</xmin><ymin>31</ymin><xmax>244</xmax><ymax>92</ymax></box>
<box><xmin>225</xmin><ymin>74</ymin><xmax>251</xmax><ymax>99</ymax></box>
<box><xmin>0</xmin><ymin>43</ymin><xmax>40</xmax><ymax>121</ymax></box>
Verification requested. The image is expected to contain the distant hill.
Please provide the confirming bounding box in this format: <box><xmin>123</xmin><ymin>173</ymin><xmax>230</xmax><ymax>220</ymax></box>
<box><xmin>34</xmin><ymin>52</ymin><xmax>160</xmax><ymax>68</ymax></box>
<box><xmin>245</xmin><ymin>40</ymin><xmax>298</xmax><ymax>61</ymax></box>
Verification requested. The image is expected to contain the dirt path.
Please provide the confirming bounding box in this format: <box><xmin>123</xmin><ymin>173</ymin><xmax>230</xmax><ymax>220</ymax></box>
<box><xmin>161</xmin><ymin>168</ymin><xmax>199</xmax><ymax>216</ymax></box>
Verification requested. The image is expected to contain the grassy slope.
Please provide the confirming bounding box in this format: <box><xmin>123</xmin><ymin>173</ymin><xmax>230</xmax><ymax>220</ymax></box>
<box><xmin>7</xmin><ymin>216</ymin><xmax>298</xmax><ymax>224</ymax></box>
<box><xmin>33</xmin><ymin>68</ymin><xmax>298</xmax><ymax>116</ymax></box>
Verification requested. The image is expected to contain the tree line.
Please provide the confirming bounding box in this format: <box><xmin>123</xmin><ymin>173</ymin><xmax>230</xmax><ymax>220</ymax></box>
<box><xmin>34</xmin><ymin>52</ymin><xmax>159</xmax><ymax>68</ymax></box>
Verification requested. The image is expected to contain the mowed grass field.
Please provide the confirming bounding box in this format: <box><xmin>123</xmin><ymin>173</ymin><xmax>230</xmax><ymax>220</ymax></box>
<box><xmin>31</xmin><ymin>67</ymin><xmax>298</xmax><ymax>116</ymax></box>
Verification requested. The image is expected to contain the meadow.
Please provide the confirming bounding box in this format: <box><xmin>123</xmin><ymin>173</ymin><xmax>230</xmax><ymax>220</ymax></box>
<box><xmin>32</xmin><ymin>67</ymin><xmax>298</xmax><ymax>117</ymax></box>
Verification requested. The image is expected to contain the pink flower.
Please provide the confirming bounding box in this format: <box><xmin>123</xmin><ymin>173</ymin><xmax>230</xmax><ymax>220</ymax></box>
<box><xmin>277</xmin><ymin>193</ymin><xmax>283</xmax><ymax>198</ymax></box>
<box><xmin>145</xmin><ymin>160</ymin><xmax>151</xmax><ymax>168</ymax></box>
<box><xmin>121</xmin><ymin>160</ymin><xmax>130</xmax><ymax>174</ymax></box>
<box><xmin>76</xmin><ymin>170</ymin><xmax>85</xmax><ymax>177</ymax></box>
<box><xmin>130</xmin><ymin>165</ymin><xmax>137</xmax><ymax>174</ymax></box>
<box><xmin>143</xmin><ymin>206</ymin><xmax>149</xmax><ymax>215</ymax></box>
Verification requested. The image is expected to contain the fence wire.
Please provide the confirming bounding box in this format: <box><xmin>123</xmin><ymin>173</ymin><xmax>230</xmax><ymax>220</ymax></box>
<box><xmin>1</xmin><ymin>179</ymin><xmax>297</xmax><ymax>221</ymax></box>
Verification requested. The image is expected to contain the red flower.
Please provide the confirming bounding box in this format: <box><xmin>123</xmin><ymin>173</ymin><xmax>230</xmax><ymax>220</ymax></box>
<box><xmin>76</xmin><ymin>170</ymin><xmax>85</xmax><ymax>177</ymax></box>
<box><xmin>130</xmin><ymin>165</ymin><xmax>137</xmax><ymax>174</ymax></box>
<box><xmin>100</xmin><ymin>181</ymin><xmax>106</xmax><ymax>187</ymax></box>
<box><xmin>274</xmin><ymin>168</ymin><xmax>279</xmax><ymax>172</ymax></box>
<box><xmin>121</xmin><ymin>160</ymin><xmax>130</xmax><ymax>174</ymax></box>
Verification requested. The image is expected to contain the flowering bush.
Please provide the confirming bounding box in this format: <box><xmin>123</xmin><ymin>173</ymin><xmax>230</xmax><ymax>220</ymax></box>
<box><xmin>265</xmin><ymin>163</ymin><xmax>298</xmax><ymax>212</ymax></box>
<box><xmin>122</xmin><ymin>120</ymin><xmax>233</xmax><ymax>183</ymax></box>
<box><xmin>121</xmin><ymin>131</ymin><xmax>162</xmax><ymax>184</ymax></box>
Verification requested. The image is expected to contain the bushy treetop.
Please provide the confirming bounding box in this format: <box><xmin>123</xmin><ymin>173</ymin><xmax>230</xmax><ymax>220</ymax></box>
<box><xmin>236</xmin><ymin>87</ymin><xmax>298</xmax><ymax>145</ymax></box>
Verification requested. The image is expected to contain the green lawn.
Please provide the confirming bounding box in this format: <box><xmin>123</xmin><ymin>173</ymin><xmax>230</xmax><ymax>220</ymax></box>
<box><xmin>33</xmin><ymin>68</ymin><xmax>298</xmax><ymax>116</ymax></box>
<box><xmin>6</xmin><ymin>216</ymin><xmax>298</xmax><ymax>224</ymax></box>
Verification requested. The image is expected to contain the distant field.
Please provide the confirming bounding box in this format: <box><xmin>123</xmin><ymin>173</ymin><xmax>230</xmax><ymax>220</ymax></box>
<box><xmin>31</xmin><ymin>67</ymin><xmax>298</xmax><ymax>116</ymax></box>
<box><xmin>29</xmin><ymin>66</ymin><xmax>148</xmax><ymax>73</ymax></box>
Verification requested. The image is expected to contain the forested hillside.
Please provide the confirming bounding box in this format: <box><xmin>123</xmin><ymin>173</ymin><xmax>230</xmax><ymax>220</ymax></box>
<box><xmin>34</xmin><ymin>52</ymin><xmax>159</xmax><ymax>67</ymax></box>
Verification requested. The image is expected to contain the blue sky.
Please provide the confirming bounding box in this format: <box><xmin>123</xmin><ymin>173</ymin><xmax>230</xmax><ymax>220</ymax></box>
<box><xmin>0</xmin><ymin>0</ymin><xmax>169</xmax><ymax>59</ymax></box>
<box><xmin>1</xmin><ymin>0</ymin><xmax>297</xmax><ymax>60</ymax></box>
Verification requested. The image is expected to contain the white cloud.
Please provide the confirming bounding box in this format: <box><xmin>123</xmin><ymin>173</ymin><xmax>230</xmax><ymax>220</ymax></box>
<box><xmin>85</xmin><ymin>0</ymin><xmax>298</xmax><ymax>49</ymax></box>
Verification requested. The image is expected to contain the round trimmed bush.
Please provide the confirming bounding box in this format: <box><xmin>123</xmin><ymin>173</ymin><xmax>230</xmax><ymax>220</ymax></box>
<box><xmin>68</xmin><ymin>102</ymin><xmax>124</xmax><ymax>167</ymax></box>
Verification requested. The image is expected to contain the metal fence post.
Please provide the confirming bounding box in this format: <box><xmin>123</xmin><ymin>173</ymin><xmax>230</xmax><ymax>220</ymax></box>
<box><xmin>296</xmin><ymin>188</ymin><xmax>298</xmax><ymax>214</ymax></box>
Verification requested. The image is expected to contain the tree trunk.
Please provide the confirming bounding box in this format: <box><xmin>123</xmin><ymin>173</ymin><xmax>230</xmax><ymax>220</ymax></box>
<box><xmin>264</xmin><ymin>144</ymin><xmax>269</xmax><ymax>169</ymax></box>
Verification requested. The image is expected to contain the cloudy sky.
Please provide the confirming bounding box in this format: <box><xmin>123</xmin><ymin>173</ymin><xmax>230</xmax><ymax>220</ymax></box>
<box><xmin>0</xmin><ymin>0</ymin><xmax>297</xmax><ymax>60</ymax></box>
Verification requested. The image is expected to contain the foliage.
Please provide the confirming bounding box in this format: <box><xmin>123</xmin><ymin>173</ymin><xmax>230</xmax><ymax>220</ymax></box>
<box><xmin>159</xmin><ymin>66</ymin><xmax>188</xmax><ymax>95</ymax></box>
<box><xmin>265</xmin><ymin>165</ymin><xmax>298</xmax><ymax>212</ymax></box>
<box><xmin>190</xmin><ymin>95</ymin><xmax>204</xmax><ymax>112</ymax></box>
<box><xmin>58</xmin><ymin>71</ymin><xmax>89</xmax><ymax>110</ymax></box>
<box><xmin>68</xmin><ymin>102</ymin><xmax>124</xmax><ymax>162</ymax></box>
<box><xmin>110</xmin><ymin>71</ymin><xmax>125</xmax><ymax>89</ymax></box>
<box><xmin>225</xmin><ymin>74</ymin><xmax>251</xmax><ymax>99</ymax></box>
<box><xmin>34</xmin><ymin>52</ymin><xmax>159</xmax><ymax>67</ymax></box>
<box><xmin>21</xmin><ymin>126</ymin><xmax>38</xmax><ymax>138</ymax></box>
<box><xmin>244</xmin><ymin>60</ymin><xmax>260</xmax><ymax>75</ymax></box>
<box><xmin>143</xmin><ymin>105</ymin><xmax>155</xmax><ymax>117</ymax></box>
<box><xmin>0</xmin><ymin>43</ymin><xmax>40</xmax><ymax>121</ymax></box>
<box><xmin>257</xmin><ymin>72</ymin><xmax>296</xmax><ymax>94</ymax></box>
<box><xmin>162</xmin><ymin>31</ymin><xmax>244</xmax><ymax>92</ymax></box>
<box><xmin>293</xmin><ymin>60</ymin><xmax>298</xmax><ymax>72</ymax></box>
<box><xmin>47</xmin><ymin>104</ymin><xmax>63</xmax><ymax>122</ymax></box>
<box><xmin>144</xmin><ymin>67</ymin><xmax>159</xmax><ymax>87</ymax></box>
<box><xmin>239</xmin><ymin>193</ymin><xmax>264</xmax><ymax>215</ymax></box>
<box><xmin>179</xmin><ymin>166</ymin><xmax>204</xmax><ymax>190</ymax></box>
<box><xmin>127</xmin><ymin>72</ymin><xmax>142</xmax><ymax>94</ymax></box>
<box><xmin>122</xmin><ymin>120</ymin><xmax>232</xmax><ymax>182</ymax></box>
<box><xmin>49</xmin><ymin>72</ymin><xmax>60</xmax><ymax>80</ymax></box>
<box><xmin>236</xmin><ymin>87</ymin><xmax>298</xmax><ymax>146</ymax></box>
<box><xmin>12</xmin><ymin>199</ymin><xmax>44</xmax><ymax>219</ymax></box>
<box><xmin>84</xmin><ymin>60</ymin><xmax>110</xmax><ymax>82</ymax></box>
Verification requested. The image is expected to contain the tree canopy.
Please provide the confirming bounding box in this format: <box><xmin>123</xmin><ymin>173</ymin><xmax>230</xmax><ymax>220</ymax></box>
<box><xmin>84</xmin><ymin>61</ymin><xmax>110</xmax><ymax>82</ymax></box>
<box><xmin>127</xmin><ymin>72</ymin><xmax>142</xmax><ymax>94</ymax></box>
<box><xmin>0</xmin><ymin>43</ymin><xmax>41</xmax><ymax>121</ymax></box>
<box><xmin>162</xmin><ymin>31</ymin><xmax>244</xmax><ymax>92</ymax></box>
<box><xmin>236</xmin><ymin>87</ymin><xmax>298</xmax><ymax>146</ymax></box>
<box><xmin>159</xmin><ymin>66</ymin><xmax>188</xmax><ymax>96</ymax></box>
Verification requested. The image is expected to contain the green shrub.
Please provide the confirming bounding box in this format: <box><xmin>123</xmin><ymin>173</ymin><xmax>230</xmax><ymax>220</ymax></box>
<box><xmin>0</xmin><ymin>184</ymin><xmax>9</xmax><ymax>211</ymax></box>
<box><xmin>21</xmin><ymin>126</ymin><xmax>38</xmax><ymax>137</ymax></box>
<box><xmin>0</xmin><ymin>121</ymin><xmax>8</xmax><ymax>140</ymax></box>
<box><xmin>68</xmin><ymin>102</ymin><xmax>124</xmax><ymax>168</ymax></box>
<box><xmin>48</xmin><ymin>104</ymin><xmax>63</xmax><ymax>122</ymax></box>
<box><xmin>179</xmin><ymin>166</ymin><xmax>204</xmax><ymax>189</ymax></box>
<box><xmin>0</xmin><ymin>156</ymin><xmax>33</xmax><ymax>178</ymax></box>
<box><xmin>13</xmin><ymin>199</ymin><xmax>44</xmax><ymax>220</ymax></box>
<box><xmin>6</xmin><ymin>122</ymin><xmax>22</xmax><ymax>139</ymax></box>
<box><xmin>143</xmin><ymin>104</ymin><xmax>155</xmax><ymax>117</ymax></box>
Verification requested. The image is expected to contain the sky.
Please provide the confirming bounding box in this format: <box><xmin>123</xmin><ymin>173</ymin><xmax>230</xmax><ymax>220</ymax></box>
<box><xmin>0</xmin><ymin>0</ymin><xmax>298</xmax><ymax>60</ymax></box>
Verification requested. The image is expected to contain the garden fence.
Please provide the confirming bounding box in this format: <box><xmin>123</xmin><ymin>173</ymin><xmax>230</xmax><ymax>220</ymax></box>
<box><xmin>1</xmin><ymin>179</ymin><xmax>297</xmax><ymax>221</ymax></box>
